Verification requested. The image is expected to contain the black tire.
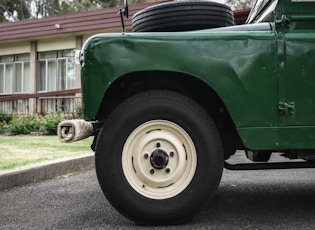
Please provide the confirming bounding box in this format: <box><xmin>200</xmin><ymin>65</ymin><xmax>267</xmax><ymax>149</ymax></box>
<box><xmin>132</xmin><ymin>1</ymin><xmax>234</xmax><ymax>32</ymax></box>
<box><xmin>95</xmin><ymin>90</ymin><xmax>224</xmax><ymax>225</ymax></box>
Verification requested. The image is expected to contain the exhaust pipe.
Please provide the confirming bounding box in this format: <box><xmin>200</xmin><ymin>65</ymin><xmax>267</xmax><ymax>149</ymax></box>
<box><xmin>58</xmin><ymin>119</ymin><xmax>93</xmax><ymax>143</ymax></box>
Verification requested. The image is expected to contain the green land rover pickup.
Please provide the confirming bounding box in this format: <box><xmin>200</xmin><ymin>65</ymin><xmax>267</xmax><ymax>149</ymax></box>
<box><xmin>58</xmin><ymin>0</ymin><xmax>315</xmax><ymax>224</ymax></box>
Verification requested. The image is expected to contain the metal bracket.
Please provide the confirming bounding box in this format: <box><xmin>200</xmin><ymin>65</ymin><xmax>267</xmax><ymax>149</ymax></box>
<box><xmin>278</xmin><ymin>101</ymin><xmax>295</xmax><ymax>116</ymax></box>
<box><xmin>275</xmin><ymin>15</ymin><xmax>291</xmax><ymax>29</ymax></box>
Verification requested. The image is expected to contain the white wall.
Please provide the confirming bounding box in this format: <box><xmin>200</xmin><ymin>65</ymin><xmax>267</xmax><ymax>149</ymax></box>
<box><xmin>0</xmin><ymin>42</ymin><xmax>30</xmax><ymax>55</ymax></box>
<box><xmin>37</xmin><ymin>37</ymin><xmax>76</xmax><ymax>52</ymax></box>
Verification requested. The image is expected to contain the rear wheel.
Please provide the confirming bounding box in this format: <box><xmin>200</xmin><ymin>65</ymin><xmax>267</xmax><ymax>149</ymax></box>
<box><xmin>95</xmin><ymin>90</ymin><xmax>223</xmax><ymax>225</ymax></box>
<box><xmin>132</xmin><ymin>1</ymin><xmax>234</xmax><ymax>32</ymax></box>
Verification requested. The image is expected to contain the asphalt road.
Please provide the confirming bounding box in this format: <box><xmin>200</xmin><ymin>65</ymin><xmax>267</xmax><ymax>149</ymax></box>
<box><xmin>1</xmin><ymin>154</ymin><xmax>315</xmax><ymax>229</ymax></box>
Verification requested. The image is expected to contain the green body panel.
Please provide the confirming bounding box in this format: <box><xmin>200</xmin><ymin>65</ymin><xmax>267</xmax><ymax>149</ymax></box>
<box><xmin>82</xmin><ymin>28</ymin><xmax>278</xmax><ymax>126</ymax></box>
<box><xmin>80</xmin><ymin>0</ymin><xmax>315</xmax><ymax>150</ymax></box>
<box><xmin>282</xmin><ymin>11</ymin><xmax>315</xmax><ymax>126</ymax></box>
<box><xmin>239</xmin><ymin>127</ymin><xmax>315</xmax><ymax>150</ymax></box>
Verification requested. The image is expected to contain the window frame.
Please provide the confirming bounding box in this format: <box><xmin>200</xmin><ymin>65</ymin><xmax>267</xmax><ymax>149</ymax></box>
<box><xmin>37</xmin><ymin>49</ymin><xmax>76</xmax><ymax>93</ymax></box>
<box><xmin>0</xmin><ymin>54</ymin><xmax>30</xmax><ymax>95</ymax></box>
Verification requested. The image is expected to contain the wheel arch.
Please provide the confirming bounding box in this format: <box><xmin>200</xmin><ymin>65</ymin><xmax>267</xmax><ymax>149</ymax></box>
<box><xmin>95</xmin><ymin>70</ymin><xmax>243</xmax><ymax>158</ymax></box>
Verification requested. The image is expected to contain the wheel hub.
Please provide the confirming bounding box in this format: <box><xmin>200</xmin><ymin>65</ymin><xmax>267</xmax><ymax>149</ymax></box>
<box><xmin>122</xmin><ymin>120</ymin><xmax>197</xmax><ymax>199</ymax></box>
<box><xmin>150</xmin><ymin>149</ymin><xmax>169</xmax><ymax>169</ymax></box>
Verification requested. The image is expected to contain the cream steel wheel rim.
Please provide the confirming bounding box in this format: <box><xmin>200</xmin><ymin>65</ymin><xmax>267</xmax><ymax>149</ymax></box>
<box><xmin>122</xmin><ymin>120</ymin><xmax>197</xmax><ymax>199</ymax></box>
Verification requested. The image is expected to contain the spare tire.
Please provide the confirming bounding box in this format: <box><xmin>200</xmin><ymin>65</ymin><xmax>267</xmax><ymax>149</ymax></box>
<box><xmin>132</xmin><ymin>0</ymin><xmax>234</xmax><ymax>32</ymax></box>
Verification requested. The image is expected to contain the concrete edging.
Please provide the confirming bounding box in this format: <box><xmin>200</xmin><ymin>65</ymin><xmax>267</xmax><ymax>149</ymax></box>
<box><xmin>0</xmin><ymin>154</ymin><xmax>95</xmax><ymax>191</ymax></box>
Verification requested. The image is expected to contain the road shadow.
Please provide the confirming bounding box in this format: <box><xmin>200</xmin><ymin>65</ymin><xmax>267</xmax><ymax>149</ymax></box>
<box><xmin>193</xmin><ymin>169</ymin><xmax>315</xmax><ymax>229</ymax></box>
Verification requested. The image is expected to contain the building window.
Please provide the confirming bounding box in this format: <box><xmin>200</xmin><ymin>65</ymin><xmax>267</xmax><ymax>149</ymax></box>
<box><xmin>0</xmin><ymin>54</ymin><xmax>30</xmax><ymax>94</ymax></box>
<box><xmin>37</xmin><ymin>49</ymin><xmax>77</xmax><ymax>114</ymax></box>
<box><xmin>0</xmin><ymin>99</ymin><xmax>28</xmax><ymax>114</ymax></box>
<box><xmin>37</xmin><ymin>49</ymin><xmax>75</xmax><ymax>92</ymax></box>
<box><xmin>0</xmin><ymin>101</ymin><xmax>13</xmax><ymax>114</ymax></box>
<box><xmin>39</xmin><ymin>97</ymin><xmax>80</xmax><ymax>115</ymax></box>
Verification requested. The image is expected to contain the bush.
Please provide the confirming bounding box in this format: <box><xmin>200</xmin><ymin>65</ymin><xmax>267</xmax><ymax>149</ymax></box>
<box><xmin>2</xmin><ymin>113</ymin><xmax>73</xmax><ymax>135</ymax></box>
<box><xmin>0</xmin><ymin>121</ymin><xmax>6</xmax><ymax>134</ymax></box>
<box><xmin>0</xmin><ymin>113</ymin><xmax>13</xmax><ymax>123</ymax></box>
<box><xmin>40</xmin><ymin>113</ymin><xmax>64</xmax><ymax>135</ymax></box>
<box><xmin>0</xmin><ymin>113</ymin><xmax>13</xmax><ymax>134</ymax></box>
<box><xmin>8</xmin><ymin>115</ymin><xmax>41</xmax><ymax>135</ymax></box>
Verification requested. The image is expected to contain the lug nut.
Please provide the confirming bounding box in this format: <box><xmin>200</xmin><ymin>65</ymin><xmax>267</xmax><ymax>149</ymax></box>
<box><xmin>144</xmin><ymin>153</ymin><xmax>149</xmax><ymax>159</ymax></box>
<box><xmin>156</xmin><ymin>143</ymin><xmax>161</xmax><ymax>148</ymax></box>
<box><xmin>150</xmin><ymin>169</ymin><xmax>155</xmax><ymax>174</ymax></box>
<box><xmin>166</xmin><ymin>168</ymin><xmax>171</xmax><ymax>173</ymax></box>
<box><xmin>170</xmin><ymin>152</ymin><xmax>174</xmax><ymax>157</ymax></box>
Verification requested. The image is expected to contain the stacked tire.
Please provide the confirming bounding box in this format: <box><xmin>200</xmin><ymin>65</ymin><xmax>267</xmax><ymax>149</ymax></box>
<box><xmin>132</xmin><ymin>0</ymin><xmax>234</xmax><ymax>32</ymax></box>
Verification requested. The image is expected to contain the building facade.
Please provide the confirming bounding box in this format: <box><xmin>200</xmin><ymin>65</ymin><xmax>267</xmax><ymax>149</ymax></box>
<box><xmin>0</xmin><ymin>2</ymin><xmax>249</xmax><ymax>116</ymax></box>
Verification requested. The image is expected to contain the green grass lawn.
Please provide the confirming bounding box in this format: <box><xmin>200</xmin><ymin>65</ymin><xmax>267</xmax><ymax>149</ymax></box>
<box><xmin>0</xmin><ymin>136</ymin><xmax>94</xmax><ymax>171</ymax></box>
